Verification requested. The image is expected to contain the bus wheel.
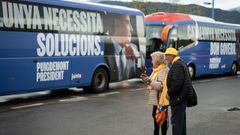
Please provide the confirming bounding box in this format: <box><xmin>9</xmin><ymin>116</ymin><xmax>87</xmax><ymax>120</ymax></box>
<box><xmin>230</xmin><ymin>63</ymin><xmax>237</xmax><ymax>76</ymax></box>
<box><xmin>188</xmin><ymin>65</ymin><xmax>195</xmax><ymax>80</ymax></box>
<box><xmin>91</xmin><ymin>68</ymin><xmax>109</xmax><ymax>93</ymax></box>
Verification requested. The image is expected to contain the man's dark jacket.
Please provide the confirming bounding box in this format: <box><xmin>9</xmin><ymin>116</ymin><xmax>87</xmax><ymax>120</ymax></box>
<box><xmin>167</xmin><ymin>59</ymin><xmax>192</xmax><ymax>106</ymax></box>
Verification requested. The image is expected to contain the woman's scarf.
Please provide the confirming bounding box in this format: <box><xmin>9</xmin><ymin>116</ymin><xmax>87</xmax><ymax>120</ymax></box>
<box><xmin>147</xmin><ymin>64</ymin><xmax>167</xmax><ymax>91</ymax></box>
<box><xmin>159</xmin><ymin>74</ymin><xmax>169</xmax><ymax>106</ymax></box>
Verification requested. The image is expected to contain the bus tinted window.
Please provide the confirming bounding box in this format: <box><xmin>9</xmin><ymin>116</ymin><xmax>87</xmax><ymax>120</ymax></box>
<box><xmin>146</xmin><ymin>25</ymin><xmax>165</xmax><ymax>57</ymax></box>
<box><xmin>177</xmin><ymin>25</ymin><xmax>195</xmax><ymax>50</ymax></box>
<box><xmin>169</xmin><ymin>28</ymin><xmax>178</xmax><ymax>49</ymax></box>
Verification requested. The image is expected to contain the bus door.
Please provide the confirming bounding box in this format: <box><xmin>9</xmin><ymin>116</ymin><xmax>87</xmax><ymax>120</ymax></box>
<box><xmin>145</xmin><ymin>24</ymin><xmax>166</xmax><ymax>75</ymax></box>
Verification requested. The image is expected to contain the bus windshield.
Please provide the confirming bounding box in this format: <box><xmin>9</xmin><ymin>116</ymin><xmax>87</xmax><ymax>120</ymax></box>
<box><xmin>146</xmin><ymin>25</ymin><xmax>166</xmax><ymax>57</ymax></box>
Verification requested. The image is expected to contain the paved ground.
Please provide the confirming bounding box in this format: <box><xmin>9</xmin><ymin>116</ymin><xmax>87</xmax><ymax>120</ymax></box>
<box><xmin>0</xmin><ymin>75</ymin><xmax>240</xmax><ymax>135</ymax></box>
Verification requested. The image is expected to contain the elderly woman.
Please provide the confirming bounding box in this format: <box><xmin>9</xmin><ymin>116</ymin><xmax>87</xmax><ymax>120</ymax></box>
<box><xmin>141</xmin><ymin>51</ymin><xmax>169</xmax><ymax>135</ymax></box>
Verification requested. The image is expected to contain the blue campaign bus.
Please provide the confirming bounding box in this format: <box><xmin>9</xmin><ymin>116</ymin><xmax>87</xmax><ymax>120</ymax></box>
<box><xmin>145</xmin><ymin>12</ymin><xmax>240</xmax><ymax>78</ymax></box>
<box><xmin>0</xmin><ymin>0</ymin><xmax>145</xmax><ymax>95</ymax></box>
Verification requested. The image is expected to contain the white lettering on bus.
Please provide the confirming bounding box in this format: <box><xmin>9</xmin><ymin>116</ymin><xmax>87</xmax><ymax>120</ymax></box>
<box><xmin>73</xmin><ymin>10</ymin><xmax>80</xmax><ymax>31</ymax></box>
<box><xmin>80</xmin><ymin>11</ymin><xmax>87</xmax><ymax>32</ymax></box>
<box><xmin>36</xmin><ymin>61</ymin><xmax>69</xmax><ymax>72</ymax></box>
<box><xmin>210</xmin><ymin>42</ymin><xmax>219</xmax><ymax>55</ymax></box>
<box><xmin>69</xmin><ymin>34</ymin><xmax>77</xmax><ymax>56</ymax></box>
<box><xmin>209</xmin><ymin>57</ymin><xmax>221</xmax><ymax>69</ymax></box>
<box><xmin>36</xmin><ymin>33</ymin><xmax>102</xmax><ymax>57</ymax></box>
<box><xmin>0</xmin><ymin>2</ymin><xmax>104</xmax><ymax>57</ymax></box>
<box><xmin>2</xmin><ymin>2</ymin><xmax>14</xmax><ymax>28</ymax></box>
<box><xmin>0</xmin><ymin>1</ymin><xmax>103</xmax><ymax>33</ymax></box>
<box><xmin>36</xmin><ymin>61</ymin><xmax>69</xmax><ymax>82</ymax></box>
<box><xmin>32</xmin><ymin>5</ymin><xmax>42</xmax><ymax>30</ymax></box>
<box><xmin>43</xmin><ymin>7</ymin><xmax>53</xmax><ymax>30</ymax></box>
<box><xmin>220</xmin><ymin>43</ymin><xmax>236</xmax><ymax>55</ymax></box>
<box><xmin>210</xmin><ymin>42</ymin><xmax>236</xmax><ymax>56</ymax></box>
<box><xmin>13</xmin><ymin>3</ymin><xmax>24</xmax><ymax>28</ymax></box>
<box><xmin>22</xmin><ymin>3</ymin><xmax>32</xmax><ymax>29</ymax></box>
<box><xmin>198</xmin><ymin>26</ymin><xmax>236</xmax><ymax>42</ymax></box>
<box><xmin>59</xmin><ymin>8</ymin><xmax>67</xmax><ymax>31</ymax></box>
<box><xmin>209</xmin><ymin>42</ymin><xmax>236</xmax><ymax>69</ymax></box>
<box><xmin>71</xmin><ymin>73</ymin><xmax>82</xmax><ymax>80</ymax></box>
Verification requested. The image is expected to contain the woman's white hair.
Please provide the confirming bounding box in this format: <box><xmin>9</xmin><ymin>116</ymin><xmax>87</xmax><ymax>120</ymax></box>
<box><xmin>150</xmin><ymin>51</ymin><xmax>167</xmax><ymax>65</ymax></box>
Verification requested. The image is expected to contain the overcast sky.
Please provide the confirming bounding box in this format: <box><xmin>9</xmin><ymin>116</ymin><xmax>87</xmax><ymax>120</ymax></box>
<box><xmin>75</xmin><ymin>0</ymin><xmax>240</xmax><ymax>10</ymax></box>
<box><xmin>155</xmin><ymin>0</ymin><xmax>240</xmax><ymax>10</ymax></box>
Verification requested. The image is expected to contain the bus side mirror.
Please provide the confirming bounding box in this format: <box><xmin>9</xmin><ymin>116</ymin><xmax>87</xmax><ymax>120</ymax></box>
<box><xmin>161</xmin><ymin>25</ymin><xmax>173</xmax><ymax>43</ymax></box>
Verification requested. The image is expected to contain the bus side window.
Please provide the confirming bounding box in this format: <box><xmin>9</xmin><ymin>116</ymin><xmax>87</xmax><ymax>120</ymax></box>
<box><xmin>169</xmin><ymin>29</ymin><xmax>178</xmax><ymax>49</ymax></box>
<box><xmin>177</xmin><ymin>25</ymin><xmax>195</xmax><ymax>50</ymax></box>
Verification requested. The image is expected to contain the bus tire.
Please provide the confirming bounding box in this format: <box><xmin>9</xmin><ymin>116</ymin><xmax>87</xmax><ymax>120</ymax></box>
<box><xmin>90</xmin><ymin>67</ymin><xmax>109</xmax><ymax>93</ymax></box>
<box><xmin>230</xmin><ymin>63</ymin><xmax>238</xmax><ymax>76</ymax></box>
<box><xmin>188</xmin><ymin>64</ymin><xmax>195</xmax><ymax>80</ymax></box>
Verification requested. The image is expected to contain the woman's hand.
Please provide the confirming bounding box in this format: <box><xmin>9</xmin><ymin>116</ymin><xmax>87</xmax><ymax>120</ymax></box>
<box><xmin>141</xmin><ymin>74</ymin><xmax>151</xmax><ymax>85</ymax></box>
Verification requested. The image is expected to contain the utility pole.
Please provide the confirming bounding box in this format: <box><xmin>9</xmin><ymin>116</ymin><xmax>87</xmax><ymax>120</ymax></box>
<box><xmin>204</xmin><ymin>0</ymin><xmax>214</xmax><ymax>19</ymax></box>
<box><xmin>212</xmin><ymin>0</ymin><xmax>214</xmax><ymax>19</ymax></box>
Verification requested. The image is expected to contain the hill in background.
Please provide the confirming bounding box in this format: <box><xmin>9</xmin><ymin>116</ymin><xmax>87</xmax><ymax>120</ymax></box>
<box><xmin>230</xmin><ymin>6</ymin><xmax>240</xmax><ymax>13</ymax></box>
<box><xmin>100</xmin><ymin>1</ymin><xmax>240</xmax><ymax>24</ymax></box>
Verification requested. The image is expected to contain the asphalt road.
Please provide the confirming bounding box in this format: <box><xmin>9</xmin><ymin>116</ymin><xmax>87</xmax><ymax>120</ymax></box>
<box><xmin>0</xmin><ymin>74</ymin><xmax>240</xmax><ymax>135</ymax></box>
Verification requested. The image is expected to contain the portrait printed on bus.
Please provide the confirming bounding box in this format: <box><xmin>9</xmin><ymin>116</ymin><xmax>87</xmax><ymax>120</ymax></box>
<box><xmin>103</xmin><ymin>13</ymin><xmax>145</xmax><ymax>81</ymax></box>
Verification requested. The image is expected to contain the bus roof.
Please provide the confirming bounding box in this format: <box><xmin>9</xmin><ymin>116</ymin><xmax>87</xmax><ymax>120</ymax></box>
<box><xmin>26</xmin><ymin>0</ymin><xmax>144</xmax><ymax>16</ymax></box>
<box><xmin>145</xmin><ymin>12</ymin><xmax>240</xmax><ymax>27</ymax></box>
<box><xmin>145</xmin><ymin>12</ymin><xmax>214</xmax><ymax>23</ymax></box>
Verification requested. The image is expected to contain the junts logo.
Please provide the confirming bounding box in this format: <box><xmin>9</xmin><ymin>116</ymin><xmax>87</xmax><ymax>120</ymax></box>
<box><xmin>71</xmin><ymin>73</ymin><xmax>82</xmax><ymax>80</ymax></box>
